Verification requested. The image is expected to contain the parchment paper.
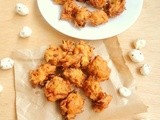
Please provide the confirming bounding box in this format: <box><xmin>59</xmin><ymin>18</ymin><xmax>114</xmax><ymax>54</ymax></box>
<box><xmin>13</xmin><ymin>37</ymin><xmax>148</xmax><ymax>120</ymax></box>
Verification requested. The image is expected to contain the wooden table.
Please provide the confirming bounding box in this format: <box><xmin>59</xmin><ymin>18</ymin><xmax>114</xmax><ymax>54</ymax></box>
<box><xmin>0</xmin><ymin>0</ymin><xmax>159</xmax><ymax>120</ymax></box>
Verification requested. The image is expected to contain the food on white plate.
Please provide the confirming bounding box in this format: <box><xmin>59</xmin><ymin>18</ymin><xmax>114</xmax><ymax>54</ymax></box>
<box><xmin>53</xmin><ymin>0</ymin><xmax>126</xmax><ymax>27</ymax></box>
<box><xmin>129</xmin><ymin>49</ymin><xmax>144</xmax><ymax>63</ymax></box>
<box><xmin>0</xmin><ymin>57</ymin><xmax>14</xmax><ymax>70</ymax></box>
<box><xmin>15</xmin><ymin>3</ymin><xmax>29</xmax><ymax>16</ymax></box>
<box><xmin>134</xmin><ymin>38</ymin><xmax>146</xmax><ymax>50</ymax></box>
<box><xmin>118</xmin><ymin>86</ymin><xmax>131</xmax><ymax>97</ymax></box>
<box><xmin>140</xmin><ymin>64</ymin><xmax>150</xmax><ymax>76</ymax></box>
<box><xmin>19</xmin><ymin>26</ymin><xmax>32</xmax><ymax>38</ymax></box>
<box><xmin>0</xmin><ymin>84</ymin><xmax>3</xmax><ymax>93</ymax></box>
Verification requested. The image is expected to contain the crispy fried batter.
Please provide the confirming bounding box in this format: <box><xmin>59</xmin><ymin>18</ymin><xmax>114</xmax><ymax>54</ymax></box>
<box><xmin>63</xmin><ymin>68</ymin><xmax>86</xmax><ymax>87</ymax></box>
<box><xmin>44</xmin><ymin>46</ymin><xmax>66</xmax><ymax>66</ymax></box>
<box><xmin>61</xmin><ymin>40</ymin><xmax>75</xmax><ymax>52</ymax></box>
<box><xmin>93</xmin><ymin>92</ymin><xmax>112</xmax><ymax>112</ymax></box>
<box><xmin>60</xmin><ymin>53</ymin><xmax>82</xmax><ymax>68</ymax></box>
<box><xmin>44</xmin><ymin>76</ymin><xmax>71</xmax><ymax>102</ymax></box>
<box><xmin>74</xmin><ymin>41</ymin><xmax>94</xmax><ymax>68</ymax></box>
<box><xmin>105</xmin><ymin>0</ymin><xmax>125</xmax><ymax>17</ymax></box>
<box><xmin>61</xmin><ymin>0</ymin><xmax>79</xmax><ymax>20</ymax></box>
<box><xmin>88</xmin><ymin>0</ymin><xmax>107</xmax><ymax>9</ymax></box>
<box><xmin>89</xmin><ymin>10</ymin><xmax>108</xmax><ymax>26</ymax></box>
<box><xmin>83</xmin><ymin>76</ymin><xmax>103</xmax><ymax>101</ymax></box>
<box><xmin>54</xmin><ymin>0</ymin><xmax>71</xmax><ymax>5</ymax></box>
<box><xmin>87</xmin><ymin>55</ymin><xmax>111</xmax><ymax>81</ymax></box>
<box><xmin>60</xmin><ymin>92</ymin><xmax>85</xmax><ymax>120</ymax></box>
<box><xmin>74</xmin><ymin>7</ymin><xmax>91</xmax><ymax>27</ymax></box>
<box><xmin>29</xmin><ymin>63</ymin><xmax>56</xmax><ymax>88</ymax></box>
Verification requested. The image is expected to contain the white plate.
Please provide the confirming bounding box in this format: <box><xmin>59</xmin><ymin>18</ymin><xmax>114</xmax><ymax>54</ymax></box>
<box><xmin>37</xmin><ymin>0</ymin><xmax>143</xmax><ymax>40</ymax></box>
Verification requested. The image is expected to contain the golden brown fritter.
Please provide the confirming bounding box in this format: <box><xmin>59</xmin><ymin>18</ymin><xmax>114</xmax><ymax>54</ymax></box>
<box><xmin>29</xmin><ymin>63</ymin><xmax>56</xmax><ymax>88</ymax></box>
<box><xmin>92</xmin><ymin>92</ymin><xmax>112</xmax><ymax>112</ymax></box>
<box><xmin>87</xmin><ymin>55</ymin><xmax>111</xmax><ymax>81</ymax></box>
<box><xmin>60</xmin><ymin>40</ymin><xmax>75</xmax><ymax>52</ymax></box>
<box><xmin>60</xmin><ymin>53</ymin><xmax>82</xmax><ymax>68</ymax></box>
<box><xmin>74</xmin><ymin>41</ymin><xmax>94</xmax><ymax>68</ymax></box>
<box><xmin>60</xmin><ymin>92</ymin><xmax>85</xmax><ymax>120</ymax></box>
<box><xmin>105</xmin><ymin>0</ymin><xmax>125</xmax><ymax>18</ymax></box>
<box><xmin>54</xmin><ymin>0</ymin><xmax>71</xmax><ymax>5</ymax></box>
<box><xmin>83</xmin><ymin>76</ymin><xmax>103</xmax><ymax>101</ymax></box>
<box><xmin>44</xmin><ymin>46</ymin><xmax>66</xmax><ymax>66</ymax></box>
<box><xmin>88</xmin><ymin>0</ymin><xmax>107</xmax><ymax>9</ymax></box>
<box><xmin>61</xmin><ymin>0</ymin><xmax>79</xmax><ymax>20</ymax></box>
<box><xmin>63</xmin><ymin>68</ymin><xmax>86</xmax><ymax>87</ymax></box>
<box><xmin>74</xmin><ymin>7</ymin><xmax>91</xmax><ymax>27</ymax></box>
<box><xmin>44</xmin><ymin>76</ymin><xmax>71</xmax><ymax>102</ymax></box>
<box><xmin>89</xmin><ymin>10</ymin><xmax>108</xmax><ymax>26</ymax></box>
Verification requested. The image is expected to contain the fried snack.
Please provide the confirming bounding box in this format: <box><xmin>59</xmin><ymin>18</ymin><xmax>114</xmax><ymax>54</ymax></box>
<box><xmin>60</xmin><ymin>40</ymin><xmax>75</xmax><ymax>52</ymax></box>
<box><xmin>60</xmin><ymin>53</ymin><xmax>82</xmax><ymax>68</ymax></box>
<box><xmin>74</xmin><ymin>41</ymin><xmax>94</xmax><ymax>68</ymax></box>
<box><xmin>60</xmin><ymin>92</ymin><xmax>85</xmax><ymax>120</ymax></box>
<box><xmin>29</xmin><ymin>63</ymin><xmax>56</xmax><ymax>88</ymax></box>
<box><xmin>54</xmin><ymin>0</ymin><xmax>70</xmax><ymax>5</ymax></box>
<box><xmin>89</xmin><ymin>10</ymin><xmax>108</xmax><ymax>26</ymax></box>
<box><xmin>83</xmin><ymin>76</ymin><xmax>112</xmax><ymax>111</ymax></box>
<box><xmin>44</xmin><ymin>76</ymin><xmax>71</xmax><ymax>102</ymax></box>
<box><xmin>87</xmin><ymin>55</ymin><xmax>111</xmax><ymax>81</ymax></box>
<box><xmin>92</xmin><ymin>92</ymin><xmax>112</xmax><ymax>112</ymax></box>
<box><xmin>74</xmin><ymin>7</ymin><xmax>91</xmax><ymax>27</ymax></box>
<box><xmin>83</xmin><ymin>76</ymin><xmax>103</xmax><ymax>101</ymax></box>
<box><xmin>88</xmin><ymin>0</ymin><xmax>107</xmax><ymax>9</ymax></box>
<box><xmin>61</xmin><ymin>0</ymin><xmax>79</xmax><ymax>20</ymax></box>
<box><xmin>63</xmin><ymin>68</ymin><xmax>86</xmax><ymax>87</ymax></box>
<box><xmin>105</xmin><ymin>0</ymin><xmax>125</xmax><ymax>17</ymax></box>
<box><xmin>44</xmin><ymin>46</ymin><xmax>66</xmax><ymax>66</ymax></box>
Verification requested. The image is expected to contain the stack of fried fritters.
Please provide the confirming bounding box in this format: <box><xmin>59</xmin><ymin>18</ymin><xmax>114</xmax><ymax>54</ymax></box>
<box><xmin>29</xmin><ymin>40</ymin><xmax>112</xmax><ymax>120</ymax></box>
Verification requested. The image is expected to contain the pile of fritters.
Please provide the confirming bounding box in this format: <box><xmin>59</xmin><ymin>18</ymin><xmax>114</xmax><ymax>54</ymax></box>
<box><xmin>54</xmin><ymin>0</ymin><xmax>125</xmax><ymax>27</ymax></box>
<box><xmin>29</xmin><ymin>40</ymin><xmax>112</xmax><ymax>120</ymax></box>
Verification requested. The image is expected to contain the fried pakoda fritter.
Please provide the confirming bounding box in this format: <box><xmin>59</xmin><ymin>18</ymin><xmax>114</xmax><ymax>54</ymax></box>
<box><xmin>44</xmin><ymin>46</ymin><xmax>66</xmax><ymax>66</ymax></box>
<box><xmin>60</xmin><ymin>92</ymin><xmax>85</xmax><ymax>120</ymax></box>
<box><xmin>60</xmin><ymin>53</ymin><xmax>82</xmax><ymax>68</ymax></box>
<box><xmin>44</xmin><ymin>76</ymin><xmax>71</xmax><ymax>102</ymax></box>
<box><xmin>74</xmin><ymin>7</ymin><xmax>91</xmax><ymax>27</ymax></box>
<box><xmin>105</xmin><ymin>0</ymin><xmax>125</xmax><ymax>18</ymax></box>
<box><xmin>87</xmin><ymin>55</ymin><xmax>111</xmax><ymax>81</ymax></box>
<box><xmin>89</xmin><ymin>10</ymin><xmax>108</xmax><ymax>26</ymax></box>
<box><xmin>74</xmin><ymin>41</ymin><xmax>94</xmax><ymax>68</ymax></box>
<box><xmin>88</xmin><ymin>0</ymin><xmax>107</xmax><ymax>9</ymax></box>
<box><xmin>83</xmin><ymin>76</ymin><xmax>103</xmax><ymax>101</ymax></box>
<box><xmin>63</xmin><ymin>68</ymin><xmax>86</xmax><ymax>87</ymax></box>
<box><xmin>54</xmin><ymin>0</ymin><xmax>73</xmax><ymax>5</ymax></box>
<box><xmin>92</xmin><ymin>92</ymin><xmax>112</xmax><ymax>112</ymax></box>
<box><xmin>83</xmin><ymin>76</ymin><xmax>112</xmax><ymax>111</ymax></box>
<box><xmin>60</xmin><ymin>40</ymin><xmax>75</xmax><ymax>52</ymax></box>
<box><xmin>61</xmin><ymin>0</ymin><xmax>79</xmax><ymax>20</ymax></box>
<box><xmin>29</xmin><ymin>63</ymin><xmax>56</xmax><ymax>88</ymax></box>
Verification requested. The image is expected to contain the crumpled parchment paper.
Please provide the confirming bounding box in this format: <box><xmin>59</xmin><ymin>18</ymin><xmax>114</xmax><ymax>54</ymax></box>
<box><xmin>12</xmin><ymin>37</ymin><xmax>148</xmax><ymax>120</ymax></box>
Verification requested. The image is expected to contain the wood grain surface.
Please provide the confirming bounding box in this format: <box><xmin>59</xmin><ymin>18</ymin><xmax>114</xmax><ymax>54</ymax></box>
<box><xmin>0</xmin><ymin>0</ymin><xmax>160</xmax><ymax>120</ymax></box>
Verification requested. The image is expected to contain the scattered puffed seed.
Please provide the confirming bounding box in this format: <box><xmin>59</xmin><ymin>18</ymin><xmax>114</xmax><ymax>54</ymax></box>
<box><xmin>0</xmin><ymin>57</ymin><xmax>14</xmax><ymax>70</ymax></box>
<box><xmin>118</xmin><ymin>87</ymin><xmax>131</xmax><ymax>97</ymax></box>
<box><xmin>16</xmin><ymin>3</ymin><xmax>29</xmax><ymax>16</ymax></box>
<box><xmin>19</xmin><ymin>26</ymin><xmax>32</xmax><ymax>38</ymax></box>
<box><xmin>129</xmin><ymin>49</ymin><xmax>144</xmax><ymax>62</ymax></box>
<box><xmin>140</xmin><ymin>64</ymin><xmax>151</xmax><ymax>76</ymax></box>
<box><xmin>134</xmin><ymin>38</ymin><xmax>146</xmax><ymax>50</ymax></box>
